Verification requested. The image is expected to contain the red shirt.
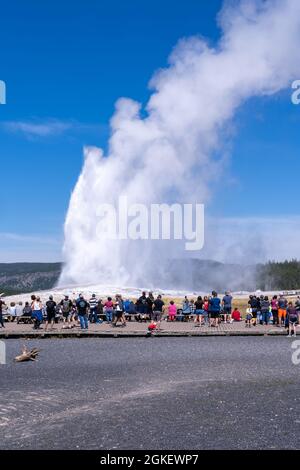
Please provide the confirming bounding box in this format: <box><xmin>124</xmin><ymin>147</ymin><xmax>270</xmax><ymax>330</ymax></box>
<box><xmin>104</xmin><ymin>301</ymin><xmax>114</xmax><ymax>309</ymax></box>
<box><xmin>232</xmin><ymin>310</ymin><xmax>241</xmax><ymax>321</ymax></box>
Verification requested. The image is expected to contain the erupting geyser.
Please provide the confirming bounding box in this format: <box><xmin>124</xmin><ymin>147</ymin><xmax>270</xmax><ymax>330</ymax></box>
<box><xmin>59</xmin><ymin>0</ymin><xmax>300</xmax><ymax>289</ymax></box>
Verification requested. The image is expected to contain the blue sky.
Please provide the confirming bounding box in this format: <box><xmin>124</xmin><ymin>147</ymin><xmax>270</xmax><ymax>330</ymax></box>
<box><xmin>0</xmin><ymin>0</ymin><xmax>299</xmax><ymax>262</ymax></box>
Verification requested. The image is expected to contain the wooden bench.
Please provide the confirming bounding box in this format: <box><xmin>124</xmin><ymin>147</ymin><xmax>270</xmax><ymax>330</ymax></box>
<box><xmin>16</xmin><ymin>315</ymin><xmax>33</xmax><ymax>324</ymax></box>
<box><xmin>97</xmin><ymin>313</ymin><xmax>135</xmax><ymax>322</ymax></box>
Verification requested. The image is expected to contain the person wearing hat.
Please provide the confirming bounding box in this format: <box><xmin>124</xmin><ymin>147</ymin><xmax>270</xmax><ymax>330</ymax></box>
<box><xmin>45</xmin><ymin>295</ymin><xmax>57</xmax><ymax>331</ymax></box>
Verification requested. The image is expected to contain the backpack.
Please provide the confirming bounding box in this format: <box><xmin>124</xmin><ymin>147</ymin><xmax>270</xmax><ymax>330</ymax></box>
<box><xmin>62</xmin><ymin>300</ymin><xmax>71</xmax><ymax>313</ymax></box>
<box><xmin>47</xmin><ymin>300</ymin><xmax>56</xmax><ymax>311</ymax></box>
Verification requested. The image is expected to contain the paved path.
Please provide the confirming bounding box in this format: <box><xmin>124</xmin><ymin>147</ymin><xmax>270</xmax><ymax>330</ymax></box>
<box><xmin>1</xmin><ymin>337</ymin><xmax>299</xmax><ymax>450</ymax></box>
<box><xmin>0</xmin><ymin>320</ymin><xmax>296</xmax><ymax>338</ymax></box>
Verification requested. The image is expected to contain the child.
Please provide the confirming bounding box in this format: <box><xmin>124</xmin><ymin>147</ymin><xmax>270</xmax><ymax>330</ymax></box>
<box><xmin>268</xmin><ymin>305</ymin><xmax>273</xmax><ymax>325</ymax></box>
<box><xmin>148</xmin><ymin>320</ymin><xmax>158</xmax><ymax>334</ymax></box>
<box><xmin>203</xmin><ymin>296</ymin><xmax>209</xmax><ymax>325</ymax></box>
<box><xmin>168</xmin><ymin>301</ymin><xmax>177</xmax><ymax>322</ymax></box>
<box><xmin>245</xmin><ymin>307</ymin><xmax>253</xmax><ymax>327</ymax></box>
<box><xmin>55</xmin><ymin>303</ymin><xmax>62</xmax><ymax>324</ymax></box>
<box><xmin>286</xmin><ymin>302</ymin><xmax>298</xmax><ymax>337</ymax></box>
<box><xmin>231</xmin><ymin>307</ymin><xmax>242</xmax><ymax>322</ymax></box>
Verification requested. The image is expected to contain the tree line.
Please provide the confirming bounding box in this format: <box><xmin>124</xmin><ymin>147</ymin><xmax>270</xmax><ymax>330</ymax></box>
<box><xmin>257</xmin><ymin>260</ymin><xmax>300</xmax><ymax>291</ymax></box>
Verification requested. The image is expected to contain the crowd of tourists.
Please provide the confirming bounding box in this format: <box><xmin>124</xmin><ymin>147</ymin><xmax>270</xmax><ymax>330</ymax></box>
<box><xmin>0</xmin><ymin>291</ymin><xmax>299</xmax><ymax>336</ymax></box>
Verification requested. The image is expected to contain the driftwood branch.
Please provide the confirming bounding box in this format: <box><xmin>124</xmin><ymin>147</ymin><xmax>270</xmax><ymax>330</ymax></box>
<box><xmin>14</xmin><ymin>345</ymin><xmax>40</xmax><ymax>362</ymax></box>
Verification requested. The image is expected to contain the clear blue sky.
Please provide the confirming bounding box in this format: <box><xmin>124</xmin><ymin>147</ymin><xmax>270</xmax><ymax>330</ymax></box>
<box><xmin>0</xmin><ymin>0</ymin><xmax>299</xmax><ymax>262</ymax></box>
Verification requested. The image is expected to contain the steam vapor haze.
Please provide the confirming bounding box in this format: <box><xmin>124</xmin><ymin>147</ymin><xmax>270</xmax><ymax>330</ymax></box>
<box><xmin>60</xmin><ymin>0</ymin><xmax>300</xmax><ymax>289</ymax></box>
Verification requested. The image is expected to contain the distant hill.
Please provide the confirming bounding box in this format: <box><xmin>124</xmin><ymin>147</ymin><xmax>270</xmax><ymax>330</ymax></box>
<box><xmin>1</xmin><ymin>260</ymin><xmax>255</xmax><ymax>295</ymax></box>
<box><xmin>0</xmin><ymin>263</ymin><xmax>62</xmax><ymax>295</ymax></box>
<box><xmin>1</xmin><ymin>259</ymin><xmax>300</xmax><ymax>295</ymax></box>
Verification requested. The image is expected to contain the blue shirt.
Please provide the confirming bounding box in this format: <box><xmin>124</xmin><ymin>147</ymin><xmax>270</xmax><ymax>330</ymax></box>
<box><xmin>124</xmin><ymin>300</ymin><xmax>131</xmax><ymax>312</ymax></box>
<box><xmin>209</xmin><ymin>297</ymin><xmax>221</xmax><ymax>312</ymax></box>
<box><xmin>223</xmin><ymin>295</ymin><xmax>232</xmax><ymax>308</ymax></box>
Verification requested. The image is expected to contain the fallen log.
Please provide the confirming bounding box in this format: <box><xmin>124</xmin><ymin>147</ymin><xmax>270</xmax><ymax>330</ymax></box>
<box><xmin>14</xmin><ymin>345</ymin><xmax>40</xmax><ymax>362</ymax></box>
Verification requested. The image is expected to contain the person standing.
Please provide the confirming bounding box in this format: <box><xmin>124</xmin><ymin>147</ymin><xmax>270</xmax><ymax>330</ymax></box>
<box><xmin>287</xmin><ymin>302</ymin><xmax>298</xmax><ymax>337</ymax></box>
<box><xmin>278</xmin><ymin>295</ymin><xmax>288</xmax><ymax>327</ymax></box>
<box><xmin>69</xmin><ymin>299</ymin><xmax>77</xmax><ymax>325</ymax></box>
<box><xmin>271</xmin><ymin>295</ymin><xmax>279</xmax><ymax>326</ymax></box>
<box><xmin>257</xmin><ymin>296</ymin><xmax>264</xmax><ymax>324</ymax></box>
<box><xmin>45</xmin><ymin>295</ymin><xmax>57</xmax><ymax>331</ymax></box>
<box><xmin>295</xmin><ymin>296</ymin><xmax>300</xmax><ymax>325</ymax></box>
<box><xmin>203</xmin><ymin>296</ymin><xmax>209</xmax><ymax>325</ymax></box>
<box><xmin>146</xmin><ymin>292</ymin><xmax>155</xmax><ymax>320</ymax></box>
<box><xmin>55</xmin><ymin>303</ymin><xmax>63</xmax><ymax>324</ymax></box>
<box><xmin>60</xmin><ymin>295</ymin><xmax>73</xmax><ymax>325</ymax></box>
<box><xmin>31</xmin><ymin>296</ymin><xmax>43</xmax><ymax>329</ymax></box>
<box><xmin>245</xmin><ymin>308</ymin><xmax>253</xmax><ymax>327</ymax></box>
<box><xmin>104</xmin><ymin>297</ymin><xmax>114</xmax><ymax>323</ymax></box>
<box><xmin>119</xmin><ymin>295</ymin><xmax>127</xmax><ymax>326</ymax></box>
<box><xmin>76</xmin><ymin>295</ymin><xmax>89</xmax><ymax>330</ymax></box>
<box><xmin>190</xmin><ymin>299</ymin><xmax>196</xmax><ymax>317</ymax></box>
<box><xmin>97</xmin><ymin>298</ymin><xmax>104</xmax><ymax>323</ymax></box>
<box><xmin>261</xmin><ymin>296</ymin><xmax>271</xmax><ymax>325</ymax></box>
<box><xmin>0</xmin><ymin>297</ymin><xmax>5</xmax><ymax>328</ymax></box>
<box><xmin>194</xmin><ymin>296</ymin><xmax>204</xmax><ymax>326</ymax></box>
<box><xmin>248</xmin><ymin>295</ymin><xmax>259</xmax><ymax>326</ymax></box>
<box><xmin>209</xmin><ymin>291</ymin><xmax>221</xmax><ymax>327</ymax></box>
<box><xmin>112</xmin><ymin>295</ymin><xmax>126</xmax><ymax>327</ymax></box>
<box><xmin>89</xmin><ymin>294</ymin><xmax>100</xmax><ymax>324</ymax></box>
<box><xmin>222</xmin><ymin>291</ymin><xmax>233</xmax><ymax>324</ymax></box>
<box><xmin>137</xmin><ymin>292</ymin><xmax>148</xmax><ymax>321</ymax></box>
<box><xmin>152</xmin><ymin>295</ymin><xmax>164</xmax><ymax>329</ymax></box>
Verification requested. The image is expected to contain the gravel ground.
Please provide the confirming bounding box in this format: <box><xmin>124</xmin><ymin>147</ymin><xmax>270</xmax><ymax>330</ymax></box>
<box><xmin>0</xmin><ymin>337</ymin><xmax>299</xmax><ymax>450</ymax></box>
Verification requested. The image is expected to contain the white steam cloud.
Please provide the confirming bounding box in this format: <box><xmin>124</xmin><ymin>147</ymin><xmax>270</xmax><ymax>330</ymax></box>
<box><xmin>59</xmin><ymin>0</ymin><xmax>300</xmax><ymax>289</ymax></box>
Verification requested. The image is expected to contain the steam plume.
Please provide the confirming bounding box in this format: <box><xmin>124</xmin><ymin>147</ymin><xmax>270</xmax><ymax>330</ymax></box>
<box><xmin>59</xmin><ymin>0</ymin><xmax>300</xmax><ymax>289</ymax></box>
